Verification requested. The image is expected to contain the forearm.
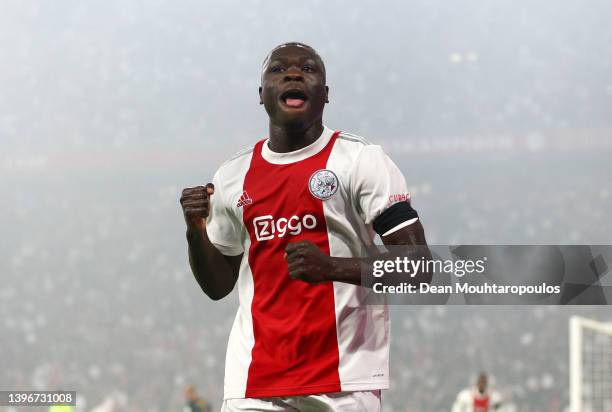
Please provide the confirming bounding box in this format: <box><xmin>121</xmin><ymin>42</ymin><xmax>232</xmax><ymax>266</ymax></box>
<box><xmin>327</xmin><ymin>256</ymin><xmax>368</xmax><ymax>286</ymax></box>
<box><xmin>186</xmin><ymin>227</ymin><xmax>237</xmax><ymax>300</ymax></box>
<box><xmin>328</xmin><ymin>249</ymin><xmax>433</xmax><ymax>287</ymax></box>
<box><xmin>286</xmin><ymin>221</ymin><xmax>432</xmax><ymax>286</ymax></box>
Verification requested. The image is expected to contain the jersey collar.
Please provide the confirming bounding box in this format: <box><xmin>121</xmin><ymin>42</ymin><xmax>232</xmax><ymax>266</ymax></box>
<box><xmin>261</xmin><ymin>125</ymin><xmax>334</xmax><ymax>165</ymax></box>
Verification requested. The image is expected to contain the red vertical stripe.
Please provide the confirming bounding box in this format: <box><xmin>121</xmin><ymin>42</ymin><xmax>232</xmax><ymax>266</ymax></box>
<box><xmin>242</xmin><ymin>132</ymin><xmax>341</xmax><ymax>397</ymax></box>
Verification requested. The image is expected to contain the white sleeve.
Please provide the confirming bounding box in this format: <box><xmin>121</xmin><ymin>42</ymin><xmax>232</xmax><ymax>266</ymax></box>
<box><xmin>452</xmin><ymin>389</ymin><xmax>471</xmax><ymax>412</ymax></box>
<box><xmin>205</xmin><ymin>170</ymin><xmax>244</xmax><ymax>256</ymax></box>
<box><xmin>350</xmin><ymin>144</ymin><xmax>413</xmax><ymax>225</ymax></box>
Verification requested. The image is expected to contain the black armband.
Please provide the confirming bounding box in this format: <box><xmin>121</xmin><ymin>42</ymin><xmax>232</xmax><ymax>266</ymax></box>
<box><xmin>372</xmin><ymin>202</ymin><xmax>419</xmax><ymax>235</ymax></box>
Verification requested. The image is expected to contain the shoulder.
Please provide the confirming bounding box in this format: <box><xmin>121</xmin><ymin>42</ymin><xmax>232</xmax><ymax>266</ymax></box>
<box><xmin>457</xmin><ymin>388</ymin><xmax>473</xmax><ymax>401</ymax></box>
<box><xmin>336</xmin><ymin>130</ymin><xmax>392</xmax><ymax>155</ymax></box>
<box><xmin>210</xmin><ymin>141</ymin><xmax>259</xmax><ymax>205</ymax></box>
<box><xmin>336</xmin><ymin>130</ymin><xmax>373</xmax><ymax>146</ymax></box>
<box><xmin>333</xmin><ymin>130</ymin><xmax>388</xmax><ymax>163</ymax></box>
<box><xmin>330</xmin><ymin>130</ymin><xmax>403</xmax><ymax>189</ymax></box>
<box><xmin>216</xmin><ymin>143</ymin><xmax>258</xmax><ymax>176</ymax></box>
<box><xmin>213</xmin><ymin>141</ymin><xmax>261</xmax><ymax>195</ymax></box>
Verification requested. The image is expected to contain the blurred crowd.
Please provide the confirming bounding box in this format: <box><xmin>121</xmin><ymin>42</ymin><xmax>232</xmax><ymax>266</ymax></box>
<box><xmin>2</xmin><ymin>1</ymin><xmax>612</xmax><ymax>153</ymax></box>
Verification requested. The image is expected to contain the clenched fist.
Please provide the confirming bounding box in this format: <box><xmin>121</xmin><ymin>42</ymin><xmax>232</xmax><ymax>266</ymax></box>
<box><xmin>284</xmin><ymin>241</ymin><xmax>335</xmax><ymax>283</ymax></box>
<box><xmin>180</xmin><ymin>183</ymin><xmax>215</xmax><ymax>231</ymax></box>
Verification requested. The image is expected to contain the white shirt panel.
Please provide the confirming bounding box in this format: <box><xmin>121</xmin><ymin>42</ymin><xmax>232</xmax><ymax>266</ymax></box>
<box><xmin>205</xmin><ymin>154</ymin><xmax>252</xmax><ymax>256</ymax></box>
<box><xmin>223</xmin><ymin>236</ymin><xmax>255</xmax><ymax>399</ymax></box>
<box><xmin>324</xmin><ymin>133</ymin><xmax>391</xmax><ymax>391</ymax></box>
<box><xmin>349</xmin><ymin>144</ymin><xmax>411</xmax><ymax>225</ymax></box>
<box><xmin>206</xmin><ymin>149</ymin><xmax>256</xmax><ymax>399</ymax></box>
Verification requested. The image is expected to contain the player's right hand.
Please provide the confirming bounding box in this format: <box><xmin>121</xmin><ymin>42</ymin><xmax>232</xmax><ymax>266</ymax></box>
<box><xmin>180</xmin><ymin>183</ymin><xmax>215</xmax><ymax>231</ymax></box>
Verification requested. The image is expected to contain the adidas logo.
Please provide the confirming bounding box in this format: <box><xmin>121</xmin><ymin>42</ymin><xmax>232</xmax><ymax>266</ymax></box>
<box><xmin>237</xmin><ymin>191</ymin><xmax>253</xmax><ymax>208</ymax></box>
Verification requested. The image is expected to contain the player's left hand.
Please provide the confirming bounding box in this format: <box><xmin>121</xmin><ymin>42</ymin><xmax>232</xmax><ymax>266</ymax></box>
<box><xmin>284</xmin><ymin>241</ymin><xmax>334</xmax><ymax>283</ymax></box>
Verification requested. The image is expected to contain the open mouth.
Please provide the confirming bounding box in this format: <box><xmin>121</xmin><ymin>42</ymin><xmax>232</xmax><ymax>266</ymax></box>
<box><xmin>280</xmin><ymin>89</ymin><xmax>308</xmax><ymax>108</ymax></box>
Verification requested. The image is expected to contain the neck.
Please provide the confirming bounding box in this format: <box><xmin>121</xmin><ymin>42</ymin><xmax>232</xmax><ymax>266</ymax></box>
<box><xmin>267</xmin><ymin>121</ymin><xmax>324</xmax><ymax>153</ymax></box>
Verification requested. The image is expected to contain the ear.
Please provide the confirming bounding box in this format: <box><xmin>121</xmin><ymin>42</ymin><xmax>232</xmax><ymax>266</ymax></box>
<box><xmin>259</xmin><ymin>87</ymin><xmax>263</xmax><ymax>105</ymax></box>
<box><xmin>325</xmin><ymin>86</ymin><xmax>329</xmax><ymax>103</ymax></box>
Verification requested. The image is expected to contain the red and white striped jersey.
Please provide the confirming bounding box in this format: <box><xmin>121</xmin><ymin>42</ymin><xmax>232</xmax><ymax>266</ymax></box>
<box><xmin>452</xmin><ymin>388</ymin><xmax>504</xmax><ymax>412</ymax></box>
<box><xmin>206</xmin><ymin>126</ymin><xmax>412</xmax><ymax>399</ymax></box>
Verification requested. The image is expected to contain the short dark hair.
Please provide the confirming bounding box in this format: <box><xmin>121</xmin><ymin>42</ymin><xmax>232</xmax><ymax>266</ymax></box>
<box><xmin>261</xmin><ymin>42</ymin><xmax>326</xmax><ymax>76</ymax></box>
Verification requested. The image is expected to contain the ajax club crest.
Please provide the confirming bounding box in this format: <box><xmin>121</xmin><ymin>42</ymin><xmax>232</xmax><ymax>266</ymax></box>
<box><xmin>309</xmin><ymin>169</ymin><xmax>339</xmax><ymax>200</ymax></box>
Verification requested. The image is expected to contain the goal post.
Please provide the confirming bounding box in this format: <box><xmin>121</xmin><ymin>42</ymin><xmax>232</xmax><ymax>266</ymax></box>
<box><xmin>570</xmin><ymin>316</ymin><xmax>612</xmax><ymax>412</ymax></box>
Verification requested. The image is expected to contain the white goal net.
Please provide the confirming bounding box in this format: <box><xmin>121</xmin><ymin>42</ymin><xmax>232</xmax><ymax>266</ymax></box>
<box><xmin>570</xmin><ymin>316</ymin><xmax>612</xmax><ymax>412</ymax></box>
